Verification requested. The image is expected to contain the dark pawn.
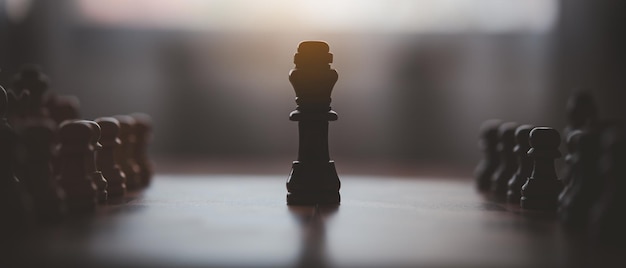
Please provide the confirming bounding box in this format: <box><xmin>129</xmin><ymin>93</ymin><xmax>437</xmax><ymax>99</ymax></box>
<box><xmin>57</xmin><ymin>121</ymin><xmax>97</xmax><ymax>213</ymax></box>
<box><xmin>17</xmin><ymin>119</ymin><xmax>66</xmax><ymax>220</ymax></box>
<box><xmin>557</xmin><ymin>130</ymin><xmax>583</xmax><ymax>206</ymax></box>
<box><xmin>78</xmin><ymin>120</ymin><xmax>108</xmax><ymax>204</ymax></box>
<box><xmin>521</xmin><ymin>127</ymin><xmax>563</xmax><ymax>211</ymax></box>
<box><xmin>559</xmin><ymin>131</ymin><xmax>604</xmax><ymax>229</ymax></box>
<box><xmin>564</xmin><ymin>91</ymin><xmax>598</xmax><ymax>137</ymax></box>
<box><xmin>114</xmin><ymin>115</ymin><xmax>142</xmax><ymax>191</ymax></box>
<box><xmin>95</xmin><ymin>117</ymin><xmax>126</xmax><ymax>198</ymax></box>
<box><xmin>12</xmin><ymin>65</ymin><xmax>50</xmax><ymax>117</ymax></box>
<box><xmin>475</xmin><ymin>119</ymin><xmax>502</xmax><ymax>192</ymax></box>
<box><xmin>131</xmin><ymin>113</ymin><xmax>153</xmax><ymax>187</ymax></box>
<box><xmin>491</xmin><ymin>122</ymin><xmax>518</xmax><ymax>201</ymax></box>
<box><xmin>45</xmin><ymin>94</ymin><xmax>80</xmax><ymax>125</ymax></box>
<box><xmin>0</xmin><ymin>86</ymin><xmax>29</xmax><ymax>226</ymax></box>
<box><xmin>589</xmin><ymin>127</ymin><xmax>626</xmax><ymax>246</ymax></box>
<box><xmin>507</xmin><ymin>125</ymin><xmax>534</xmax><ymax>204</ymax></box>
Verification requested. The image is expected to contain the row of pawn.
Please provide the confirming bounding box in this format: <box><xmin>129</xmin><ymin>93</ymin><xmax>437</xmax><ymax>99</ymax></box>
<box><xmin>476</xmin><ymin>121</ymin><xmax>562</xmax><ymax>210</ymax></box>
<box><xmin>475</xmin><ymin>92</ymin><xmax>626</xmax><ymax>246</ymax></box>
<box><xmin>1</xmin><ymin>85</ymin><xmax>153</xmax><ymax>225</ymax></box>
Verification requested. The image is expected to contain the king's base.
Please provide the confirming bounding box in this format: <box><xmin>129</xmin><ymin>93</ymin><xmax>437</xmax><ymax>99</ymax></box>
<box><xmin>286</xmin><ymin>161</ymin><xmax>341</xmax><ymax>205</ymax></box>
<box><xmin>287</xmin><ymin>191</ymin><xmax>340</xmax><ymax>205</ymax></box>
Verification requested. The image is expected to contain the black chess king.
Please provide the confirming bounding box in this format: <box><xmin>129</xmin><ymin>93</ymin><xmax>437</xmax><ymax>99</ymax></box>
<box><xmin>286</xmin><ymin>41</ymin><xmax>341</xmax><ymax>205</ymax></box>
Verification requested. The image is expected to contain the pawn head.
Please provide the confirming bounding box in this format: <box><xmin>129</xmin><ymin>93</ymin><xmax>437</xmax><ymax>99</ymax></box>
<box><xmin>95</xmin><ymin>117</ymin><xmax>121</xmax><ymax>146</ymax></box>
<box><xmin>514</xmin><ymin>125</ymin><xmax>534</xmax><ymax>153</ymax></box>
<box><xmin>529</xmin><ymin>127</ymin><xmax>561</xmax><ymax>150</ymax></box>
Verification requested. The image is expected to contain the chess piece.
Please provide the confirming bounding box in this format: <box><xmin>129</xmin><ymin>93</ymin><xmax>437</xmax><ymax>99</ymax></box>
<box><xmin>491</xmin><ymin>122</ymin><xmax>518</xmax><ymax>201</ymax></box>
<box><xmin>95</xmin><ymin>117</ymin><xmax>126</xmax><ymax>198</ymax></box>
<box><xmin>286</xmin><ymin>41</ymin><xmax>341</xmax><ymax>205</ymax></box>
<box><xmin>114</xmin><ymin>115</ymin><xmax>142</xmax><ymax>191</ymax></box>
<box><xmin>57</xmin><ymin>121</ymin><xmax>97</xmax><ymax>213</ymax></box>
<box><xmin>17</xmin><ymin>119</ymin><xmax>66</xmax><ymax>220</ymax></box>
<box><xmin>521</xmin><ymin>127</ymin><xmax>563</xmax><ymax>211</ymax></box>
<box><xmin>78</xmin><ymin>120</ymin><xmax>108</xmax><ymax>204</ymax></box>
<box><xmin>5</xmin><ymin>89</ymin><xmax>30</xmax><ymax>125</ymax></box>
<box><xmin>559</xmin><ymin>130</ymin><xmax>604</xmax><ymax>228</ymax></box>
<box><xmin>0</xmin><ymin>86</ymin><xmax>29</xmax><ymax>225</ymax></box>
<box><xmin>507</xmin><ymin>125</ymin><xmax>534</xmax><ymax>204</ymax></box>
<box><xmin>589</xmin><ymin>127</ymin><xmax>626</xmax><ymax>245</ymax></box>
<box><xmin>45</xmin><ymin>94</ymin><xmax>80</xmax><ymax>125</ymax></box>
<box><xmin>131</xmin><ymin>113</ymin><xmax>153</xmax><ymax>187</ymax></box>
<box><xmin>475</xmin><ymin>119</ymin><xmax>502</xmax><ymax>192</ymax></box>
<box><xmin>564</xmin><ymin>91</ymin><xmax>598</xmax><ymax>137</ymax></box>
<box><xmin>12</xmin><ymin>65</ymin><xmax>50</xmax><ymax>117</ymax></box>
<box><xmin>558</xmin><ymin>130</ymin><xmax>583</xmax><ymax>206</ymax></box>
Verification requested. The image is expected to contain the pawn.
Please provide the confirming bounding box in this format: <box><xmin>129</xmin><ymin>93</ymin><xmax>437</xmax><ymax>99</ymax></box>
<box><xmin>557</xmin><ymin>130</ymin><xmax>583</xmax><ymax>205</ymax></box>
<box><xmin>95</xmin><ymin>117</ymin><xmax>126</xmax><ymax>198</ymax></box>
<box><xmin>131</xmin><ymin>113</ymin><xmax>153</xmax><ymax>187</ymax></box>
<box><xmin>45</xmin><ymin>94</ymin><xmax>80</xmax><ymax>125</ymax></box>
<box><xmin>521</xmin><ymin>127</ymin><xmax>563</xmax><ymax>211</ymax></box>
<box><xmin>559</xmin><ymin>131</ymin><xmax>604</xmax><ymax>228</ymax></box>
<box><xmin>12</xmin><ymin>65</ymin><xmax>50</xmax><ymax>117</ymax></box>
<box><xmin>17</xmin><ymin>119</ymin><xmax>66</xmax><ymax>220</ymax></box>
<box><xmin>77</xmin><ymin>120</ymin><xmax>107</xmax><ymax>204</ymax></box>
<box><xmin>564</xmin><ymin>91</ymin><xmax>597</xmax><ymax>137</ymax></box>
<box><xmin>589</xmin><ymin>127</ymin><xmax>626</xmax><ymax>245</ymax></box>
<box><xmin>114</xmin><ymin>115</ymin><xmax>142</xmax><ymax>191</ymax></box>
<box><xmin>57</xmin><ymin>121</ymin><xmax>97</xmax><ymax>213</ymax></box>
<box><xmin>491</xmin><ymin>122</ymin><xmax>518</xmax><ymax>201</ymax></box>
<box><xmin>0</xmin><ymin>86</ymin><xmax>29</xmax><ymax>226</ymax></box>
<box><xmin>475</xmin><ymin>119</ymin><xmax>502</xmax><ymax>192</ymax></box>
<box><xmin>507</xmin><ymin>125</ymin><xmax>534</xmax><ymax>204</ymax></box>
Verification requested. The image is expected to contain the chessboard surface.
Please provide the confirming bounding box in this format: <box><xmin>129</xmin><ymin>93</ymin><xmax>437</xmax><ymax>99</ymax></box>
<box><xmin>7</xmin><ymin>174</ymin><xmax>625</xmax><ymax>268</ymax></box>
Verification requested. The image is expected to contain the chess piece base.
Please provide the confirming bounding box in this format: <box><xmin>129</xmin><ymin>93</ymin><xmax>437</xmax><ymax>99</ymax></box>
<box><xmin>520</xmin><ymin>177</ymin><xmax>562</xmax><ymax>210</ymax></box>
<box><xmin>286</xmin><ymin>161</ymin><xmax>340</xmax><ymax>205</ymax></box>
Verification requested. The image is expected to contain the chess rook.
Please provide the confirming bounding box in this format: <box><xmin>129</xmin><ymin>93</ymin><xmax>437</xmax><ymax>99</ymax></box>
<box><xmin>286</xmin><ymin>41</ymin><xmax>341</xmax><ymax>205</ymax></box>
<box><xmin>521</xmin><ymin>127</ymin><xmax>563</xmax><ymax>211</ymax></box>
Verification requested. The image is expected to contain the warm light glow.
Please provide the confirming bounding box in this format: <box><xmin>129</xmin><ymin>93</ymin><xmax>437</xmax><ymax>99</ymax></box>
<box><xmin>76</xmin><ymin>0</ymin><xmax>558</xmax><ymax>33</ymax></box>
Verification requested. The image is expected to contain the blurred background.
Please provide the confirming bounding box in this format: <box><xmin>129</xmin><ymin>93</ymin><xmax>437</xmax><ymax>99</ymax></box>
<box><xmin>0</xmin><ymin>0</ymin><xmax>624</xmax><ymax>175</ymax></box>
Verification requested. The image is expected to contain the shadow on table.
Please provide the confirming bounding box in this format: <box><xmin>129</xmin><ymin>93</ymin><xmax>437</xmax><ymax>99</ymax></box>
<box><xmin>288</xmin><ymin>205</ymin><xmax>339</xmax><ymax>268</ymax></box>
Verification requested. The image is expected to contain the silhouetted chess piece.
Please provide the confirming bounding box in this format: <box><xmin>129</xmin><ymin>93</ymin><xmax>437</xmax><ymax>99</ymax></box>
<box><xmin>18</xmin><ymin>119</ymin><xmax>66</xmax><ymax>220</ymax></box>
<box><xmin>131</xmin><ymin>113</ymin><xmax>153</xmax><ymax>187</ymax></box>
<box><xmin>95</xmin><ymin>117</ymin><xmax>126</xmax><ymax>198</ymax></box>
<box><xmin>589</xmin><ymin>127</ymin><xmax>626</xmax><ymax>245</ymax></box>
<box><xmin>286</xmin><ymin>41</ymin><xmax>341</xmax><ymax>205</ymax></box>
<box><xmin>491</xmin><ymin>122</ymin><xmax>518</xmax><ymax>201</ymax></box>
<box><xmin>5</xmin><ymin>89</ymin><xmax>30</xmax><ymax>125</ymax></box>
<box><xmin>558</xmin><ymin>130</ymin><xmax>583</xmax><ymax>206</ymax></box>
<box><xmin>45</xmin><ymin>94</ymin><xmax>80</xmax><ymax>125</ymax></box>
<box><xmin>521</xmin><ymin>127</ymin><xmax>563</xmax><ymax>211</ymax></box>
<box><xmin>114</xmin><ymin>115</ymin><xmax>142</xmax><ymax>191</ymax></box>
<box><xmin>507</xmin><ymin>125</ymin><xmax>534</xmax><ymax>204</ymax></box>
<box><xmin>57</xmin><ymin>121</ymin><xmax>97</xmax><ymax>213</ymax></box>
<box><xmin>0</xmin><ymin>86</ymin><xmax>29</xmax><ymax>226</ymax></box>
<box><xmin>78</xmin><ymin>120</ymin><xmax>108</xmax><ymax>204</ymax></box>
<box><xmin>12</xmin><ymin>65</ymin><xmax>50</xmax><ymax>117</ymax></box>
<box><xmin>564</xmin><ymin>91</ymin><xmax>598</xmax><ymax>137</ymax></box>
<box><xmin>475</xmin><ymin>119</ymin><xmax>502</xmax><ymax>192</ymax></box>
<box><xmin>559</xmin><ymin>131</ymin><xmax>604</xmax><ymax>228</ymax></box>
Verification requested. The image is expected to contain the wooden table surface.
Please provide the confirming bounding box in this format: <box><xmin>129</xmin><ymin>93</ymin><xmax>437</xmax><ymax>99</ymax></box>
<box><xmin>4</xmin><ymin>174</ymin><xmax>626</xmax><ymax>268</ymax></box>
